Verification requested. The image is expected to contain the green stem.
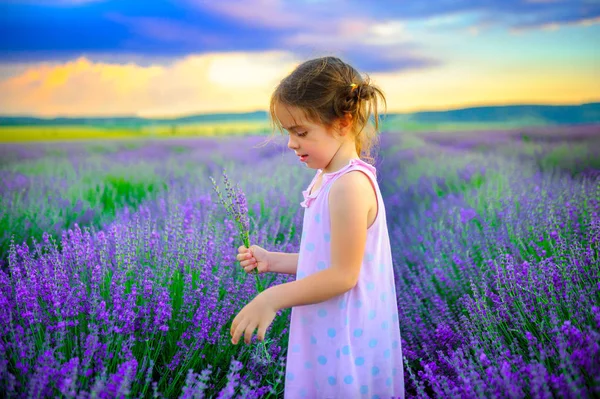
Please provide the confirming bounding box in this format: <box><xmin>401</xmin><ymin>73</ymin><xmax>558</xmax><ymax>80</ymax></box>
<box><xmin>241</xmin><ymin>231</ymin><xmax>264</xmax><ymax>293</ymax></box>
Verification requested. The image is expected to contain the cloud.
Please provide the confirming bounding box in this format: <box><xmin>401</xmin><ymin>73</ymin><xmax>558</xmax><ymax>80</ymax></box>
<box><xmin>186</xmin><ymin>0</ymin><xmax>437</xmax><ymax>72</ymax></box>
<box><xmin>2</xmin><ymin>0</ymin><xmax>106</xmax><ymax>5</ymax></box>
<box><xmin>364</xmin><ymin>0</ymin><xmax>600</xmax><ymax>29</ymax></box>
<box><xmin>525</xmin><ymin>0</ymin><xmax>566</xmax><ymax>3</ymax></box>
<box><xmin>0</xmin><ymin>52</ymin><xmax>299</xmax><ymax>117</ymax></box>
<box><xmin>511</xmin><ymin>15</ymin><xmax>600</xmax><ymax>32</ymax></box>
<box><xmin>105</xmin><ymin>13</ymin><xmax>226</xmax><ymax>47</ymax></box>
<box><xmin>1</xmin><ymin>0</ymin><xmax>598</xmax><ymax>74</ymax></box>
<box><xmin>1</xmin><ymin>46</ymin><xmax>599</xmax><ymax>117</ymax></box>
<box><xmin>189</xmin><ymin>0</ymin><xmax>308</xmax><ymax>29</ymax></box>
<box><xmin>193</xmin><ymin>0</ymin><xmax>600</xmax><ymax>31</ymax></box>
<box><xmin>280</xmin><ymin>18</ymin><xmax>439</xmax><ymax>73</ymax></box>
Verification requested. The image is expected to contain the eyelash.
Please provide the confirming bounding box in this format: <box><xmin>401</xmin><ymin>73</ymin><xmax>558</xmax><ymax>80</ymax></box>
<box><xmin>296</xmin><ymin>131</ymin><xmax>307</xmax><ymax>137</ymax></box>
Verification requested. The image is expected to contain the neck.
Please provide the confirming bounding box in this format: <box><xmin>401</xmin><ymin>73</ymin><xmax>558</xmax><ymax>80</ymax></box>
<box><xmin>322</xmin><ymin>139</ymin><xmax>359</xmax><ymax>174</ymax></box>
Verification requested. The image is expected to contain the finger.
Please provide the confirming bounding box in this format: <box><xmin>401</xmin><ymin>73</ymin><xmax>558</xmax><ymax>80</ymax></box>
<box><xmin>230</xmin><ymin>315</ymin><xmax>239</xmax><ymax>337</ymax></box>
<box><xmin>244</xmin><ymin>265</ymin><xmax>256</xmax><ymax>273</ymax></box>
<box><xmin>240</xmin><ymin>259</ymin><xmax>251</xmax><ymax>267</ymax></box>
<box><xmin>244</xmin><ymin>322</ymin><xmax>258</xmax><ymax>344</ymax></box>
<box><xmin>238</xmin><ymin>253</ymin><xmax>252</xmax><ymax>262</ymax></box>
<box><xmin>257</xmin><ymin>323</ymin><xmax>268</xmax><ymax>342</ymax></box>
<box><xmin>238</xmin><ymin>245</ymin><xmax>246</xmax><ymax>252</ymax></box>
<box><xmin>232</xmin><ymin>319</ymin><xmax>247</xmax><ymax>345</ymax></box>
<box><xmin>230</xmin><ymin>312</ymin><xmax>244</xmax><ymax>337</ymax></box>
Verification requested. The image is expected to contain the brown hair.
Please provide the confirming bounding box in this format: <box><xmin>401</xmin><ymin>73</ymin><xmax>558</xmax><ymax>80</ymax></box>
<box><xmin>265</xmin><ymin>56</ymin><xmax>387</xmax><ymax>165</ymax></box>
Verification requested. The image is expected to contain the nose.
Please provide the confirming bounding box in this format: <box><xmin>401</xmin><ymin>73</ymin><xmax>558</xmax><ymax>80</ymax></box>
<box><xmin>287</xmin><ymin>135</ymin><xmax>299</xmax><ymax>151</ymax></box>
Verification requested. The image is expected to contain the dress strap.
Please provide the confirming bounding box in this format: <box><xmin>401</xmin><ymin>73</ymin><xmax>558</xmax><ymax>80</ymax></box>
<box><xmin>301</xmin><ymin>158</ymin><xmax>377</xmax><ymax>208</ymax></box>
<box><xmin>322</xmin><ymin>158</ymin><xmax>377</xmax><ymax>189</ymax></box>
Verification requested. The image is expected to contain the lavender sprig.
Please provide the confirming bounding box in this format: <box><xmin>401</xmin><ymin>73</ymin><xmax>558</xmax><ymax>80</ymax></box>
<box><xmin>210</xmin><ymin>171</ymin><xmax>271</xmax><ymax>364</ymax></box>
<box><xmin>209</xmin><ymin>171</ymin><xmax>263</xmax><ymax>292</ymax></box>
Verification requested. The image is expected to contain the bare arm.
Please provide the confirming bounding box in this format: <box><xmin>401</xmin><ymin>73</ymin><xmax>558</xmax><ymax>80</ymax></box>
<box><xmin>264</xmin><ymin>172</ymin><xmax>371</xmax><ymax>311</ymax></box>
<box><xmin>267</xmin><ymin>252</ymin><xmax>299</xmax><ymax>275</ymax></box>
<box><xmin>264</xmin><ymin>268</ymin><xmax>353</xmax><ymax>311</ymax></box>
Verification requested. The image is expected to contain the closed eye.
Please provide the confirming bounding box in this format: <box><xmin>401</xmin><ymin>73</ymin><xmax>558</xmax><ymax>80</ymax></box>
<box><xmin>284</xmin><ymin>128</ymin><xmax>308</xmax><ymax>137</ymax></box>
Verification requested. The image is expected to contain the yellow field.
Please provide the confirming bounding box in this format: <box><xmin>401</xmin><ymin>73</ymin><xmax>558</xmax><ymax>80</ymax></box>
<box><xmin>0</xmin><ymin>120</ymin><xmax>274</xmax><ymax>142</ymax></box>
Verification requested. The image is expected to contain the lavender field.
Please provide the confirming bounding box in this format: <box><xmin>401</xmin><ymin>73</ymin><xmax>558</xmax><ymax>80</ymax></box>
<box><xmin>0</xmin><ymin>125</ymin><xmax>599</xmax><ymax>398</ymax></box>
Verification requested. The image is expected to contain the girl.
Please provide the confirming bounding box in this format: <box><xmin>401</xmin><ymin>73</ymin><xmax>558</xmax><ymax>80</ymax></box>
<box><xmin>231</xmin><ymin>56</ymin><xmax>404</xmax><ymax>399</ymax></box>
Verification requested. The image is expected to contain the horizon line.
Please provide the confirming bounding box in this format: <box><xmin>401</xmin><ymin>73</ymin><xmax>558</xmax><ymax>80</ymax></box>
<box><xmin>1</xmin><ymin>99</ymin><xmax>599</xmax><ymax>120</ymax></box>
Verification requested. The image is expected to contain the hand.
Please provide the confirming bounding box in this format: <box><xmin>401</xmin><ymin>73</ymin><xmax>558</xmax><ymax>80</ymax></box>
<box><xmin>236</xmin><ymin>244</ymin><xmax>271</xmax><ymax>274</ymax></box>
<box><xmin>230</xmin><ymin>291</ymin><xmax>277</xmax><ymax>345</ymax></box>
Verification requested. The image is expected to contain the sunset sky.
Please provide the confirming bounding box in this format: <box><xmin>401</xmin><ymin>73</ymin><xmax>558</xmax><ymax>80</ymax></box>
<box><xmin>0</xmin><ymin>0</ymin><xmax>599</xmax><ymax>117</ymax></box>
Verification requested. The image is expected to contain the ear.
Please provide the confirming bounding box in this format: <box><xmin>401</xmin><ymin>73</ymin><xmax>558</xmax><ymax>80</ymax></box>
<box><xmin>337</xmin><ymin>113</ymin><xmax>353</xmax><ymax>136</ymax></box>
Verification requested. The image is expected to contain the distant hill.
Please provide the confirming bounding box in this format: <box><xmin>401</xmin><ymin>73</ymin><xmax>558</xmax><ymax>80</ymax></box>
<box><xmin>407</xmin><ymin>102</ymin><xmax>600</xmax><ymax>125</ymax></box>
<box><xmin>1</xmin><ymin>103</ymin><xmax>599</xmax><ymax>127</ymax></box>
<box><xmin>0</xmin><ymin>110</ymin><xmax>268</xmax><ymax>127</ymax></box>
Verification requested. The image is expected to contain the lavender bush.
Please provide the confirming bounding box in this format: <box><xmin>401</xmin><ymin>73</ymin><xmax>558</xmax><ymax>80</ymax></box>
<box><xmin>377</xmin><ymin>132</ymin><xmax>599</xmax><ymax>397</ymax></box>
<box><xmin>0</xmin><ymin>136</ymin><xmax>289</xmax><ymax>268</ymax></box>
<box><xmin>0</xmin><ymin>192</ymin><xmax>297</xmax><ymax>397</ymax></box>
<box><xmin>1</xmin><ymin>127</ymin><xmax>599</xmax><ymax>397</ymax></box>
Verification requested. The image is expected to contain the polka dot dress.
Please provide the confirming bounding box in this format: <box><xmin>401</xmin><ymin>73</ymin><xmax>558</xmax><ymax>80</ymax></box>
<box><xmin>284</xmin><ymin>158</ymin><xmax>404</xmax><ymax>399</ymax></box>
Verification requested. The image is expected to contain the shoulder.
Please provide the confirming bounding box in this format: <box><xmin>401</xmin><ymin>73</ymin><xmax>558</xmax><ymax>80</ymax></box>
<box><xmin>328</xmin><ymin>170</ymin><xmax>374</xmax><ymax>211</ymax></box>
<box><xmin>329</xmin><ymin>170</ymin><xmax>374</xmax><ymax>200</ymax></box>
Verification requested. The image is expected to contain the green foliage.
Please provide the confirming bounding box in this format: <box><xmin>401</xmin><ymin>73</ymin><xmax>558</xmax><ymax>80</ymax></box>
<box><xmin>82</xmin><ymin>174</ymin><xmax>167</xmax><ymax>215</ymax></box>
<box><xmin>538</xmin><ymin>141</ymin><xmax>600</xmax><ymax>175</ymax></box>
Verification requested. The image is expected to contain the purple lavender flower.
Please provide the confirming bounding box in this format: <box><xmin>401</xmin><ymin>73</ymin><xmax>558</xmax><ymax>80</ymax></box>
<box><xmin>210</xmin><ymin>170</ymin><xmax>262</xmax><ymax>293</ymax></box>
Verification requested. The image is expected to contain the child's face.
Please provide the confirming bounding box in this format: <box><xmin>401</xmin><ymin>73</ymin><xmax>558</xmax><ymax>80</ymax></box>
<box><xmin>275</xmin><ymin>102</ymin><xmax>350</xmax><ymax>171</ymax></box>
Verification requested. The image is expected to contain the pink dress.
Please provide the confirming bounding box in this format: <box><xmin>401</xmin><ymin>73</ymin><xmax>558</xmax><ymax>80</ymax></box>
<box><xmin>284</xmin><ymin>158</ymin><xmax>405</xmax><ymax>399</ymax></box>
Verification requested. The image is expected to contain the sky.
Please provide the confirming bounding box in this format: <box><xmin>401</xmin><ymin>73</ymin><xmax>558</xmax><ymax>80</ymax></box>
<box><xmin>0</xmin><ymin>0</ymin><xmax>599</xmax><ymax>117</ymax></box>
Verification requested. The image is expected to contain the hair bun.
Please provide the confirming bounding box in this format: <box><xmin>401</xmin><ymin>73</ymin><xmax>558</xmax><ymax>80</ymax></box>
<box><xmin>357</xmin><ymin>82</ymin><xmax>373</xmax><ymax>101</ymax></box>
<box><xmin>335</xmin><ymin>84</ymin><xmax>359</xmax><ymax>116</ymax></box>
<box><xmin>349</xmin><ymin>82</ymin><xmax>372</xmax><ymax>102</ymax></box>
